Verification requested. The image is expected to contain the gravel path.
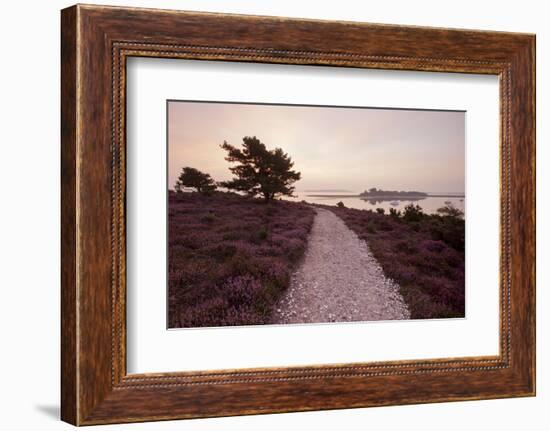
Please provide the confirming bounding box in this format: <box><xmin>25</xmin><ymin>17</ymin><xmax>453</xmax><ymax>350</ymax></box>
<box><xmin>272</xmin><ymin>207</ymin><xmax>410</xmax><ymax>324</ymax></box>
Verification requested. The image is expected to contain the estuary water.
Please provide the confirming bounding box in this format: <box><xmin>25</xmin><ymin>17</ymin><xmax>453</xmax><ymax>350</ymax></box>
<box><xmin>285</xmin><ymin>191</ymin><xmax>465</xmax><ymax>215</ymax></box>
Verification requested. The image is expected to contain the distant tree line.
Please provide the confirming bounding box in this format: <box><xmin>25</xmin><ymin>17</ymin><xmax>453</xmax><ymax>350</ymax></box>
<box><xmin>360</xmin><ymin>187</ymin><xmax>428</xmax><ymax>197</ymax></box>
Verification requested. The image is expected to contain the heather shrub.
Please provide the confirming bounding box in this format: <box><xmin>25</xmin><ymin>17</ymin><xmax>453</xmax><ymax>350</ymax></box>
<box><xmin>203</xmin><ymin>243</ymin><xmax>238</xmax><ymax>261</ymax></box>
<box><xmin>437</xmin><ymin>204</ymin><xmax>464</xmax><ymax>218</ymax></box>
<box><xmin>257</xmin><ymin>226</ymin><xmax>269</xmax><ymax>241</ymax></box>
<box><xmin>366</xmin><ymin>222</ymin><xmax>377</xmax><ymax>234</ymax></box>
<box><xmin>389</xmin><ymin>207</ymin><xmax>401</xmax><ymax>218</ymax></box>
<box><xmin>328</xmin><ymin>204</ymin><xmax>465</xmax><ymax>319</ymax></box>
<box><xmin>264</xmin><ymin>205</ymin><xmax>278</xmax><ymax>216</ymax></box>
<box><xmin>396</xmin><ymin>239</ymin><xmax>417</xmax><ymax>254</ymax></box>
<box><xmin>427</xmin><ymin>217</ymin><xmax>465</xmax><ymax>251</ymax></box>
<box><xmin>200</xmin><ymin>213</ymin><xmax>216</xmax><ymax>223</ymax></box>
<box><xmin>282</xmin><ymin>237</ymin><xmax>307</xmax><ymax>262</ymax></box>
<box><xmin>421</xmin><ymin>239</ymin><xmax>446</xmax><ymax>253</ymax></box>
<box><xmin>168</xmin><ymin>191</ymin><xmax>314</xmax><ymax>328</ymax></box>
<box><xmin>403</xmin><ymin>204</ymin><xmax>424</xmax><ymax>222</ymax></box>
<box><xmin>224</xmin><ymin>275</ymin><xmax>262</xmax><ymax>307</ymax></box>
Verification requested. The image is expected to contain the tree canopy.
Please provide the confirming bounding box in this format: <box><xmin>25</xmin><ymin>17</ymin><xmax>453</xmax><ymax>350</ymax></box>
<box><xmin>174</xmin><ymin>167</ymin><xmax>217</xmax><ymax>194</ymax></box>
<box><xmin>219</xmin><ymin>136</ymin><xmax>301</xmax><ymax>202</ymax></box>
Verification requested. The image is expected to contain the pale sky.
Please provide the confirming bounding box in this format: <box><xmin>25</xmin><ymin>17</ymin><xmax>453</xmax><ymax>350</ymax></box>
<box><xmin>168</xmin><ymin>101</ymin><xmax>465</xmax><ymax>193</ymax></box>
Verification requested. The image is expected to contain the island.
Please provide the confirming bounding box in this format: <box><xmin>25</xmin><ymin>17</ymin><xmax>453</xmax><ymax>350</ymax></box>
<box><xmin>359</xmin><ymin>188</ymin><xmax>428</xmax><ymax>198</ymax></box>
<box><xmin>306</xmin><ymin>187</ymin><xmax>464</xmax><ymax>200</ymax></box>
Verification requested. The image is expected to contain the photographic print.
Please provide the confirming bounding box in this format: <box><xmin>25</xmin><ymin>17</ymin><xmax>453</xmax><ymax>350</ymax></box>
<box><xmin>168</xmin><ymin>101</ymin><xmax>465</xmax><ymax>329</ymax></box>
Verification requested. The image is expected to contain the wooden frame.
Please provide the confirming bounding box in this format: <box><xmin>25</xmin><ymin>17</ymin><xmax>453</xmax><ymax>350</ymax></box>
<box><xmin>61</xmin><ymin>4</ymin><xmax>535</xmax><ymax>426</ymax></box>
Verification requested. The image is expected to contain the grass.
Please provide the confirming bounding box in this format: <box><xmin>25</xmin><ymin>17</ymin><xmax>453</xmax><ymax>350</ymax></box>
<box><xmin>327</xmin><ymin>205</ymin><xmax>465</xmax><ymax>319</ymax></box>
<box><xmin>168</xmin><ymin>191</ymin><xmax>315</xmax><ymax>328</ymax></box>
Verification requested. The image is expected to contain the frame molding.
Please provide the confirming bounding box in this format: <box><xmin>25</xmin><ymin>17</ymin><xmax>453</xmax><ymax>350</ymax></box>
<box><xmin>61</xmin><ymin>4</ymin><xmax>535</xmax><ymax>425</ymax></box>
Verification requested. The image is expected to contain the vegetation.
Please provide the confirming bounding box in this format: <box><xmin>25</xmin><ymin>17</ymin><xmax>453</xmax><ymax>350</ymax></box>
<box><xmin>437</xmin><ymin>204</ymin><xmax>465</xmax><ymax>218</ymax></box>
<box><xmin>328</xmin><ymin>203</ymin><xmax>465</xmax><ymax>319</ymax></box>
<box><xmin>360</xmin><ymin>187</ymin><xmax>428</xmax><ymax>197</ymax></box>
<box><xmin>402</xmin><ymin>203</ymin><xmax>424</xmax><ymax>222</ymax></box>
<box><xmin>168</xmin><ymin>191</ymin><xmax>314</xmax><ymax>328</ymax></box>
<box><xmin>219</xmin><ymin>136</ymin><xmax>301</xmax><ymax>202</ymax></box>
<box><xmin>168</xmin><ymin>137</ymin><xmax>465</xmax><ymax>324</ymax></box>
<box><xmin>175</xmin><ymin>167</ymin><xmax>217</xmax><ymax>194</ymax></box>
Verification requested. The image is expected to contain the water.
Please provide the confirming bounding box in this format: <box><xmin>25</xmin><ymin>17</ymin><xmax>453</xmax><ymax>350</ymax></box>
<box><xmin>285</xmin><ymin>191</ymin><xmax>465</xmax><ymax>215</ymax></box>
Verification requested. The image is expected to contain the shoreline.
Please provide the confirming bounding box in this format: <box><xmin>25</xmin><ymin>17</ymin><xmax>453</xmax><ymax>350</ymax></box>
<box><xmin>305</xmin><ymin>193</ymin><xmax>466</xmax><ymax>199</ymax></box>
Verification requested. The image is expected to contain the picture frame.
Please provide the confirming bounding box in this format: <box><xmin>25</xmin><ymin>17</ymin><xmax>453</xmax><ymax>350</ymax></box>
<box><xmin>60</xmin><ymin>4</ymin><xmax>535</xmax><ymax>426</ymax></box>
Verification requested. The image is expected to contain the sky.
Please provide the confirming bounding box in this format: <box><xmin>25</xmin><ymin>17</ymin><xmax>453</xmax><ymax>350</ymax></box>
<box><xmin>168</xmin><ymin>101</ymin><xmax>465</xmax><ymax>193</ymax></box>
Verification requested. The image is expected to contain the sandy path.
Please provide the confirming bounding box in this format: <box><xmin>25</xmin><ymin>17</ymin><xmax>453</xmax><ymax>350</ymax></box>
<box><xmin>272</xmin><ymin>207</ymin><xmax>410</xmax><ymax>324</ymax></box>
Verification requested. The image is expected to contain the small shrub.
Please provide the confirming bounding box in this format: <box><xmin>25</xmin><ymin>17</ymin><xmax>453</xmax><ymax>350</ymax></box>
<box><xmin>366</xmin><ymin>222</ymin><xmax>377</xmax><ymax>234</ymax></box>
<box><xmin>389</xmin><ymin>207</ymin><xmax>401</xmax><ymax>218</ymax></box>
<box><xmin>437</xmin><ymin>204</ymin><xmax>464</xmax><ymax>219</ymax></box>
<box><xmin>420</xmin><ymin>239</ymin><xmax>446</xmax><ymax>253</ymax></box>
<box><xmin>200</xmin><ymin>213</ymin><xmax>216</xmax><ymax>223</ymax></box>
<box><xmin>258</xmin><ymin>226</ymin><xmax>269</xmax><ymax>240</ymax></box>
<box><xmin>403</xmin><ymin>204</ymin><xmax>424</xmax><ymax>222</ymax></box>
<box><xmin>265</xmin><ymin>205</ymin><xmax>277</xmax><ymax>216</ymax></box>
<box><xmin>337</xmin><ymin>201</ymin><xmax>345</xmax><ymax>208</ymax></box>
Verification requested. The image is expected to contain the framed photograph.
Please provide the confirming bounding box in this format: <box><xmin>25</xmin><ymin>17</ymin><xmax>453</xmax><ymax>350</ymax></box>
<box><xmin>61</xmin><ymin>4</ymin><xmax>535</xmax><ymax>425</ymax></box>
